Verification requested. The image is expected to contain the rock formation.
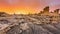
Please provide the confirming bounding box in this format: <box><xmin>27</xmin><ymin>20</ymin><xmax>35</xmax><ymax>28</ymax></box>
<box><xmin>0</xmin><ymin>7</ymin><xmax>60</xmax><ymax>34</ymax></box>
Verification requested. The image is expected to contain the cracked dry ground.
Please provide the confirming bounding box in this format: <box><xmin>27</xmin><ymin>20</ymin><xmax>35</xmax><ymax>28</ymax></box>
<box><xmin>0</xmin><ymin>15</ymin><xmax>60</xmax><ymax>34</ymax></box>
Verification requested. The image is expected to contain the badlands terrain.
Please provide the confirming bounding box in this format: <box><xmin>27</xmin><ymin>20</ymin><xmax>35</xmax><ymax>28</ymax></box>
<box><xmin>0</xmin><ymin>11</ymin><xmax>60</xmax><ymax>34</ymax></box>
<box><xmin>0</xmin><ymin>6</ymin><xmax>60</xmax><ymax>34</ymax></box>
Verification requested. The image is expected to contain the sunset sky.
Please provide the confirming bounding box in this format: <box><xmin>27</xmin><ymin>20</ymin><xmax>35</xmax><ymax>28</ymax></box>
<box><xmin>0</xmin><ymin>0</ymin><xmax>60</xmax><ymax>14</ymax></box>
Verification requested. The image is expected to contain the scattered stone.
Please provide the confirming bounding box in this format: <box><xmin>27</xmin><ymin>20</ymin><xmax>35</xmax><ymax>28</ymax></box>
<box><xmin>0</xmin><ymin>13</ymin><xmax>60</xmax><ymax>34</ymax></box>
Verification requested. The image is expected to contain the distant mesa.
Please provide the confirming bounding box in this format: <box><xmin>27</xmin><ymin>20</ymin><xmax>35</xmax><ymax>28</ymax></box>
<box><xmin>38</xmin><ymin>6</ymin><xmax>60</xmax><ymax>16</ymax></box>
<box><xmin>38</xmin><ymin>6</ymin><xmax>49</xmax><ymax>14</ymax></box>
<box><xmin>43</xmin><ymin>6</ymin><xmax>49</xmax><ymax>12</ymax></box>
<box><xmin>0</xmin><ymin>12</ymin><xmax>10</xmax><ymax>17</ymax></box>
<box><xmin>38</xmin><ymin>6</ymin><xmax>50</xmax><ymax>15</ymax></box>
<box><xmin>54</xmin><ymin>9</ymin><xmax>60</xmax><ymax>13</ymax></box>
